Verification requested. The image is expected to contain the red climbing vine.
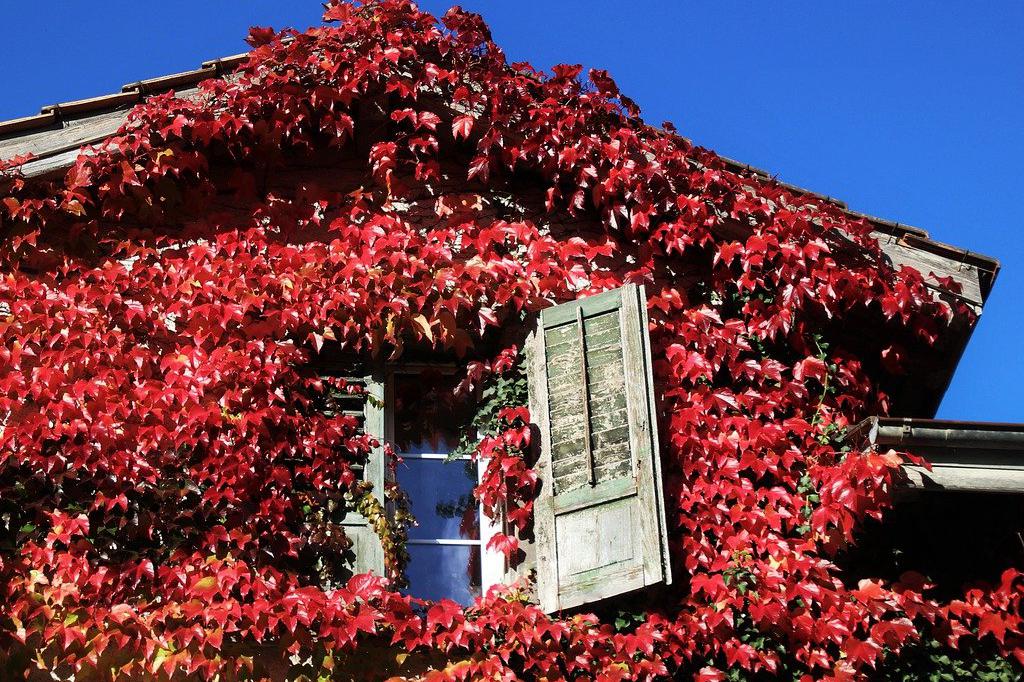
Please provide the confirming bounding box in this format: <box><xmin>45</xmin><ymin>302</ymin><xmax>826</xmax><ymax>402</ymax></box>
<box><xmin>0</xmin><ymin>1</ymin><xmax>1021</xmax><ymax>679</ymax></box>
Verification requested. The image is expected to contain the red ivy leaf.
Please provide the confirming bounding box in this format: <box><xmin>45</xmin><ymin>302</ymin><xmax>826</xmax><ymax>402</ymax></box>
<box><xmin>452</xmin><ymin>115</ymin><xmax>474</xmax><ymax>140</ymax></box>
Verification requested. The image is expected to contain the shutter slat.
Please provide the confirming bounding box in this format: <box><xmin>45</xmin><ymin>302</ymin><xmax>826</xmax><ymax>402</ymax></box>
<box><xmin>593</xmin><ymin>457</ymin><xmax>632</xmax><ymax>483</ymax></box>
<box><xmin>527</xmin><ymin>284</ymin><xmax>671</xmax><ymax>612</ymax></box>
<box><xmin>550</xmin><ymin>378</ymin><xmax>625</xmax><ymax>406</ymax></box>
<box><xmin>590</xmin><ymin>405</ymin><xmax>628</xmax><ymax>433</ymax></box>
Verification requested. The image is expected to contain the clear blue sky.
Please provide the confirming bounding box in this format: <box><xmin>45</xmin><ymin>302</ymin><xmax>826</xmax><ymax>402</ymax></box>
<box><xmin>2</xmin><ymin>2</ymin><xmax>1021</xmax><ymax>420</ymax></box>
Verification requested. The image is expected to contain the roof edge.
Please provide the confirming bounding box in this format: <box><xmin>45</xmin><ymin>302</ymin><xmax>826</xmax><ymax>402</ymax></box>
<box><xmin>0</xmin><ymin>49</ymin><xmax>1003</xmax><ymax>305</ymax></box>
<box><xmin>853</xmin><ymin>416</ymin><xmax>1024</xmax><ymax>451</ymax></box>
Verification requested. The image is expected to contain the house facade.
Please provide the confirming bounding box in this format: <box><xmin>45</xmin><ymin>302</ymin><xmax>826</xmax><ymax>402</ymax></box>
<box><xmin>0</xmin><ymin>2</ymin><xmax>1020</xmax><ymax>680</ymax></box>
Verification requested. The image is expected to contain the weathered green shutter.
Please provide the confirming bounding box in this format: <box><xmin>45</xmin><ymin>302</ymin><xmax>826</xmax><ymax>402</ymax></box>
<box><xmin>327</xmin><ymin>371</ymin><xmax>386</xmax><ymax>578</ymax></box>
<box><xmin>526</xmin><ymin>284</ymin><xmax>671</xmax><ymax>612</ymax></box>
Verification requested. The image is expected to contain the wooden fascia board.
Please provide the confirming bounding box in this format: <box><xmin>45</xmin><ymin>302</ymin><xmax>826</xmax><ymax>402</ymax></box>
<box><xmin>854</xmin><ymin>417</ymin><xmax>1024</xmax><ymax>494</ymax></box>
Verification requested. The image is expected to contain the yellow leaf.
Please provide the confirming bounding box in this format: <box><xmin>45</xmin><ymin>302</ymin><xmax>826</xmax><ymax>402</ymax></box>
<box><xmin>193</xmin><ymin>575</ymin><xmax>219</xmax><ymax>598</ymax></box>
<box><xmin>411</xmin><ymin>314</ymin><xmax>433</xmax><ymax>342</ymax></box>
<box><xmin>151</xmin><ymin>648</ymin><xmax>171</xmax><ymax>674</ymax></box>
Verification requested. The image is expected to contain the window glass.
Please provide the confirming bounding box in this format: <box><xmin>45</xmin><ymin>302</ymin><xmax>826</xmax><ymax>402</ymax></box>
<box><xmin>398</xmin><ymin>458</ymin><xmax>479</xmax><ymax>541</ymax></box>
<box><xmin>405</xmin><ymin>544</ymin><xmax>481</xmax><ymax>605</ymax></box>
<box><xmin>393</xmin><ymin>369</ymin><xmax>484</xmax><ymax>604</ymax></box>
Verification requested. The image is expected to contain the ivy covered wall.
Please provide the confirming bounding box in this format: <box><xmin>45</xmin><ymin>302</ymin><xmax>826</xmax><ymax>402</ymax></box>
<box><xmin>0</xmin><ymin>1</ymin><xmax>1020</xmax><ymax>679</ymax></box>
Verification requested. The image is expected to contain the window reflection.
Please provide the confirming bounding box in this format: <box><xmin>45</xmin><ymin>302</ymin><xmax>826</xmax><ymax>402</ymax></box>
<box><xmin>405</xmin><ymin>544</ymin><xmax>481</xmax><ymax>605</ymax></box>
<box><xmin>398</xmin><ymin>458</ymin><xmax>479</xmax><ymax>541</ymax></box>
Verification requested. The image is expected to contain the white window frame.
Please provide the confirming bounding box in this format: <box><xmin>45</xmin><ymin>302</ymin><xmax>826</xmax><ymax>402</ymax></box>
<box><xmin>384</xmin><ymin>366</ymin><xmax>504</xmax><ymax>599</ymax></box>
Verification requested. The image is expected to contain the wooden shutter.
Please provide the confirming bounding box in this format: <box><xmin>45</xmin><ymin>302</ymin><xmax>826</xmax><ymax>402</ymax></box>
<box><xmin>526</xmin><ymin>284</ymin><xmax>671</xmax><ymax>612</ymax></box>
<box><xmin>325</xmin><ymin>370</ymin><xmax>386</xmax><ymax>578</ymax></box>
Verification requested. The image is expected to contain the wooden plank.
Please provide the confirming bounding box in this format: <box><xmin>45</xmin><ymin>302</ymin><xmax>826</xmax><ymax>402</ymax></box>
<box><xmin>553</xmin><ymin>469</ymin><xmax>589</xmax><ymax>495</ymax></box>
<box><xmin>555</xmin><ymin>497</ymin><xmax>634</xmax><ymax>577</ymax></box>
<box><xmin>872</xmin><ymin>230</ymin><xmax>985</xmax><ymax>308</ymax></box>
<box><xmin>590</xmin><ymin>420</ymin><xmax>630</xmax><ymax>446</ymax></box>
<box><xmin>342</xmin><ymin>522</ymin><xmax>385</xmax><ymax>578</ymax></box>
<box><xmin>584</xmin><ymin>346</ymin><xmax>625</xmax><ymax>374</ymax></box>
<box><xmin>541</xmin><ymin>287</ymin><xmax>622</xmax><ymax>328</ymax></box>
<box><xmin>545</xmin><ymin>311</ymin><xmax>597</xmax><ymax>495</ymax></box>
<box><xmin>637</xmin><ymin>284</ymin><xmax>672</xmax><ymax>586</ymax></box>
<box><xmin>582</xmin><ymin>311</ymin><xmax>627</xmax><ymax>478</ymax></box>
<box><xmin>17</xmin><ymin>149</ymin><xmax>83</xmax><ymax>179</ymax></box>
<box><xmin>557</xmin><ymin>563</ymin><xmax>646</xmax><ymax>610</ymax></box>
<box><xmin>543</xmin><ymin>341</ymin><xmax>583</xmax><ymax>379</ymax></box>
<box><xmin>526</xmin><ymin>327</ymin><xmax>560</xmax><ymax>612</ymax></box>
<box><xmin>41</xmin><ymin>91</ymin><xmax>141</xmax><ymax>117</ymax></box>
<box><xmin>585</xmin><ymin>310</ymin><xmax>620</xmax><ymax>329</ymax></box>
<box><xmin>590</xmin><ymin>424</ymin><xmax>630</xmax><ymax>450</ymax></box>
<box><xmin>364</xmin><ymin>373</ymin><xmax>386</xmax><ymax>497</ymax></box>
<box><xmin>2</xmin><ymin>86</ymin><xmax>205</xmax><ymax>177</ymax></box>
<box><xmin>584</xmin><ymin>369</ymin><xmax>628</xmax><ymax>395</ymax></box>
<box><xmin>0</xmin><ymin>112</ymin><xmax>57</xmax><ymax>138</ymax></box>
<box><xmin>0</xmin><ymin>107</ymin><xmax>126</xmax><ymax>161</ymax></box>
<box><xmin>551</xmin><ymin>477</ymin><xmax>637</xmax><ymax>515</ymax></box>
<box><xmin>550</xmin><ymin>427</ymin><xmax>586</xmax><ymax>453</ymax></box>
<box><xmin>550</xmin><ymin>438</ymin><xmax>588</xmax><ymax>462</ymax></box>
<box><xmin>549</xmin><ymin>415</ymin><xmax>588</xmax><ymax>443</ymax></box>
<box><xmin>550</xmin><ymin>400</ymin><xmax>630</xmax><ymax>488</ymax></box>
<box><xmin>544</xmin><ymin>323</ymin><xmax>577</xmax><ymax>347</ymax></box>
<box><xmin>589</xmin><ymin>404</ymin><xmax>627</xmax><ymax>434</ymax></box>
<box><xmin>619</xmin><ymin>285</ymin><xmax>667</xmax><ymax>586</ymax></box>
<box><xmin>342</xmin><ymin>373</ymin><xmax>386</xmax><ymax>576</ymax></box>
<box><xmin>901</xmin><ymin>464</ymin><xmax>1024</xmax><ymax>494</ymax></box>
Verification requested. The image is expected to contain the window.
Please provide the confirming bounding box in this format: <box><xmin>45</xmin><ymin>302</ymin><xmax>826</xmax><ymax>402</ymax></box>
<box><xmin>328</xmin><ymin>284</ymin><xmax>670</xmax><ymax>612</ymax></box>
<box><xmin>388</xmin><ymin>369</ymin><xmax>501</xmax><ymax>605</ymax></box>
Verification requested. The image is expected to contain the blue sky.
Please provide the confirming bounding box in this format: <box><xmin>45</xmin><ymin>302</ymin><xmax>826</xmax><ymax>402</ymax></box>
<box><xmin>2</xmin><ymin>1</ymin><xmax>1021</xmax><ymax>420</ymax></box>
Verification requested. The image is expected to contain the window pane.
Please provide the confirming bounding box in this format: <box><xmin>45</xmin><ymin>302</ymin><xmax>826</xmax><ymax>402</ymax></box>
<box><xmin>393</xmin><ymin>371</ymin><xmax>469</xmax><ymax>453</ymax></box>
<box><xmin>405</xmin><ymin>543</ymin><xmax>481</xmax><ymax>605</ymax></box>
<box><xmin>398</xmin><ymin>458</ymin><xmax>479</xmax><ymax>540</ymax></box>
